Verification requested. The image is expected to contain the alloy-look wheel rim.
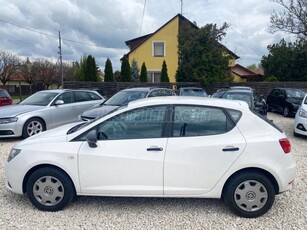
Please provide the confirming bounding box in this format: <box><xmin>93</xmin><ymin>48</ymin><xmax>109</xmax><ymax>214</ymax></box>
<box><xmin>27</xmin><ymin>120</ymin><xmax>43</xmax><ymax>136</ymax></box>
<box><xmin>234</xmin><ymin>180</ymin><xmax>268</xmax><ymax>212</ymax></box>
<box><xmin>33</xmin><ymin>176</ymin><xmax>64</xmax><ymax>206</ymax></box>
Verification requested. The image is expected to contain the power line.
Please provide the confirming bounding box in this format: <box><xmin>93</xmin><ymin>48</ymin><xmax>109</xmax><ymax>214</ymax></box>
<box><xmin>139</xmin><ymin>0</ymin><xmax>147</xmax><ymax>36</ymax></box>
<box><xmin>0</xmin><ymin>18</ymin><xmax>118</xmax><ymax>49</ymax></box>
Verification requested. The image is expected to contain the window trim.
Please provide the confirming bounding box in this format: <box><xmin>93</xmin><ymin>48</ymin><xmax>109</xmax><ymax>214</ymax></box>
<box><xmin>152</xmin><ymin>41</ymin><xmax>166</xmax><ymax>57</ymax></box>
<box><xmin>169</xmin><ymin>104</ymin><xmax>236</xmax><ymax>138</ymax></box>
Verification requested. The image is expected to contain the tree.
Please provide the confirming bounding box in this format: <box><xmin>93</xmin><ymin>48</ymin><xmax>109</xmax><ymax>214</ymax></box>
<box><xmin>75</xmin><ymin>55</ymin><xmax>87</xmax><ymax>81</ymax></box>
<box><xmin>269</xmin><ymin>0</ymin><xmax>307</xmax><ymax>39</ymax></box>
<box><xmin>261</xmin><ymin>39</ymin><xmax>307</xmax><ymax>81</ymax></box>
<box><xmin>75</xmin><ymin>54</ymin><xmax>99</xmax><ymax>82</ymax></box>
<box><xmin>86</xmin><ymin>55</ymin><xmax>99</xmax><ymax>82</ymax></box>
<box><xmin>18</xmin><ymin>57</ymin><xmax>36</xmax><ymax>94</ymax></box>
<box><xmin>160</xmin><ymin>60</ymin><xmax>170</xmax><ymax>82</ymax></box>
<box><xmin>131</xmin><ymin>58</ymin><xmax>140</xmax><ymax>82</ymax></box>
<box><xmin>104</xmin><ymin>58</ymin><xmax>114</xmax><ymax>82</ymax></box>
<box><xmin>114</xmin><ymin>70</ymin><xmax>121</xmax><ymax>82</ymax></box>
<box><xmin>178</xmin><ymin>23</ymin><xmax>231</xmax><ymax>85</ymax></box>
<box><xmin>0</xmin><ymin>51</ymin><xmax>21</xmax><ymax>85</ymax></box>
<box><xmin>120</xmin><ymin>58</ymin><xmax>131</xmax><ymax>82</ymax></box>
<box><xmin>33</xmin><ymin>59</ymin><xmax>57</xmax><ymax>89</ymax></box>
<box><xmin>140</xmin><ymin>62</ymin><xmax>148</xmax><ymax>82</ymax></box>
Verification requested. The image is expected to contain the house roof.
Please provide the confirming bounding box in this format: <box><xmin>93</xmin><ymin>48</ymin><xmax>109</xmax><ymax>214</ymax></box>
<box><xmin>231</xmin><ymin>64</ymin><xmax>263</xmax><ymax>80</ymax></box>
<box><xmin>124</xmin><ymin>13</ymin><xmax>239</xmax><ymax>59</ymax></box>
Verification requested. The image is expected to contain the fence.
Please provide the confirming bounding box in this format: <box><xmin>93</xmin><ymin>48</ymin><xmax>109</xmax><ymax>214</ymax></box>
<box><xmin>64</xmin><ymin>81</ymin><xmax>307</xmax><ymax>98</ymax></box>
<box><xmin>64</xmin><ymin>81</ymin><xmax>201</xmax><ymax>97</ymax></box>
<box><xmin>2</xmin><ymin>81</ymin><xmax>307</xmax><ymax>98</ymax></box>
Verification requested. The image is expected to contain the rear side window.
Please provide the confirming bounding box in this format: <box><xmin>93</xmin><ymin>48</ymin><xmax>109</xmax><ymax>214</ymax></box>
<box><xmin>226</xmin><ymin>109</ymin><xmax>242</xmax><ymax>123</ymax></box>
<box><xmin>0</xmin><ymin>90</ymin><xmax>10</xmax><ymax>98</ymax></box>
<box><xmin>172</xmin><ymin>105</ymin><xmax>234</xmax><ymax>137</ymax></box>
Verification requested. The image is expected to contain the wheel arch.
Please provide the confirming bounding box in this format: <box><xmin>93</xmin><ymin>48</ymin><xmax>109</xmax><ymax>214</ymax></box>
<box><xmin>222</xmin><ymin>167</ymin><xmax>279</xmax><ymax>198</ymax></box>
<box><xmin>22</xmin><ymin>164</ymin><xmax>76</xmax><ymax>195</ymax></box>
<box><xmin>24</xmin><ymin>116</ymin><xmax>47</xmax><ymax>130</ymax></box>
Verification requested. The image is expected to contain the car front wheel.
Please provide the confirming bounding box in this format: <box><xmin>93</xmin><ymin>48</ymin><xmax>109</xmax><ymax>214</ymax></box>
<box><xmin>22</xmin><ymin>118</ymin><xmax>45</xmax><ymax>138</ymax></box>
<box><xmin>26</xmin><ymin>167</ymin><xmax>75</xmax><ymax>211</ymax></box>
<box><xmin>283</xmin><ymin>107</ymin><xmax>290</xmax><ymax>117</ymax></box>
<box><xmin>223</xmin><ymin>172</ymin><xmax>275</xmax><ymax>218</ymax></box>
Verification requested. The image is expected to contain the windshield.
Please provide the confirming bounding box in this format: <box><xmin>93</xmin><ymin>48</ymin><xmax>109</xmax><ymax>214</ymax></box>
<box><xmin>222</xmin><ymin>92</ymin><xmax>252</xmax><ymax>107</ymax></box>
<box><xmin>69</xmin><ymin>104</ymin><xmax>128</xmax><ymax>134</ymax></box>
<box><xmin>181</xmin><ymin>88</ymin><xmax>207</xmax><ymax>97</ymax></box>
<box><xmin>0</xmin><ymin>90</ymin><xmax>10</xmax><ymax>98</ymax></box>
<box><xmin>285</xmin><ymin>89</ymin><xmax>305</xmax><ymax>98</ymax></box>
<box><xmin>105</xmin><ymin>91</ymin><xmax>147</xmax><ymax>106</ymax></box>
<box><xmin>19</xmin><ymin>91</ymin><xmax>58</xmax><ymax>106</ymax></box>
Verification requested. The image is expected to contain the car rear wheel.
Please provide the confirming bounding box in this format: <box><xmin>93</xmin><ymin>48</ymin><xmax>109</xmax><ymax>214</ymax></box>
<box><xmin>26</xmin><ymin>167</ymin><xmax>75</xmax><ymax>211</ymax></box>
<box><xmin>22</xmin><ymin>118</ymin><xmax>45</xmax><ymax>138</ymax></box>
<box><xmin>223</xmin><ymin>172</ymin><xmax>275</xmax><ymax>218</ymax></box>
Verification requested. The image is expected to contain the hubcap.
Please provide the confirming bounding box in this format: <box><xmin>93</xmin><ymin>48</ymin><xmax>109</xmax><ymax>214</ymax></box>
<box><xmin>234</xmin><ymin>180</ymin><xmax>268</xmax><ymax>212</ymax></box>
<box><xmin>27</xmin><ymin>120</ymin><xmax>43</xmax><ymax>136</ymax></box>
<box><xmin>33</xmin><ymin>176</ymin><xmax>64</xmax><ymax>206</ymax></box>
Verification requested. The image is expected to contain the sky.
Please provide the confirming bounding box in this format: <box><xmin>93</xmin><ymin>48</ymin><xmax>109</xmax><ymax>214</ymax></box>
<box><xmin>0</xmin><ymin>0</ymin><xmax>295</xmax><ymax>71</ymax></box>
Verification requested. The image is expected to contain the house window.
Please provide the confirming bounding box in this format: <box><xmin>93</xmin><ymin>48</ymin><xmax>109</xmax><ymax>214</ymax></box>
<box><xmin>153</xmin><ymin>42</ymin><xmax>165</xmax><ymax>57</ymax></box>
<box><xmin>147</xmin><ymin>72</ymin><xmax>161</xmax><ymax>83</ymax></box>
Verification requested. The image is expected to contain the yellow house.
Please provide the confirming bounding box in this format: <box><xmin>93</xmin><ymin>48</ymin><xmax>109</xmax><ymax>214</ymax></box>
<box><xmin>124</xmin><ymin>14</ymin><xmax>239</xmax><ymax>83</ymax></box>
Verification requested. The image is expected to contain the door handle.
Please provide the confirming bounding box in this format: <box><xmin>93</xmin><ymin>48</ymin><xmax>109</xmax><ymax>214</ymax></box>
<box><xmin>147</xmin><ymin>147</ymin><xmax>163</xmax><ymax>151</ymax></box>
<box><xmin>223</xmin><ymin>147</ymin><xmax>239</xmax><ymax>152</ymax></box>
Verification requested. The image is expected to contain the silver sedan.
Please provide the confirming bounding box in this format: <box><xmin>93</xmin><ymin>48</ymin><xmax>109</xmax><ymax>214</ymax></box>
<box><xmin>0</xmin><ymin>89</ymin><xmax>105</xmax><ymax>138</ymax></box>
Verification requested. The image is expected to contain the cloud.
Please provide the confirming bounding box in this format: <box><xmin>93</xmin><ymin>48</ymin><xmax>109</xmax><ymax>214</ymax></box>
<box><xmin>0</xmin><ymin>0</ymin><xmax>296</xmax><ymax>71</ymax></box>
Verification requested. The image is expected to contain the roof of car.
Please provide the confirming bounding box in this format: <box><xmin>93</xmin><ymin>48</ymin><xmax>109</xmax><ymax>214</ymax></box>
<box><xmin>122</xmin><ymin>87</ymin><xmax>173</xmax><ymax>92</ymax></box>
<box><xmin>37</xmin><ymin>89</ymin><xmax>100</xmax><ymax>93</ymax></box>
<box><xmin>127</xmin><ymin>96</ymin><xmax>250</xmax><ymax>110</ymax></box>
<box><xmin>179</xmin><ymin>87</ymin><xmax>204</xmax><ymax>90</ymax></box>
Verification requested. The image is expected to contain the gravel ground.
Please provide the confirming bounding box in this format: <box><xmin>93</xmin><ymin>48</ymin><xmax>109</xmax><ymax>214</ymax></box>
<box><xmin>0</xmin><ymin>112</ymin><xmax>306</xmax><ymax>229</ymax></box>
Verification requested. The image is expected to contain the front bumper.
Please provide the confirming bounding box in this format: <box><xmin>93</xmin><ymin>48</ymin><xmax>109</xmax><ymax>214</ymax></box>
<box><xmin>0</xmin><ymin>122</ymin><xmax>23</xmax><ymax>138</ymax></box>
<box><xmin>294</xmin><ymin>114</ymin><xmax>307</xmax><ymax>136</ymax></box>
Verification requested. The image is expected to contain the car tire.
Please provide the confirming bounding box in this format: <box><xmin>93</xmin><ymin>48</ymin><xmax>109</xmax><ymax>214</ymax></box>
<box><xmin>283</xmin><ymin>107</ymin><xmax>290</xmax><ymax>117</ymax></box>
<box><xmin>26</xmin><ymin>167</ymin><xmax>75</xmax><ymax>212</ymax></box>
<box><xmin>223</xmin><ymin>171</ymin><xmax>275</xmax><ymax>218</ymax></box>
<box><xmin>22</xmin><ymin>118</ymin><xmax>45</xmax><ymax>138</ymax></box>
<box><xmin>267</xmin><ymin>104</ymin><xmax>272</xmax><ymax>112</ymax></box>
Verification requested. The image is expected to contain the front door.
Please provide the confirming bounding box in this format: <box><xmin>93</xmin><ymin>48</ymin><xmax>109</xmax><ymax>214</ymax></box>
<box><xmin>78</xmin><ymin>105</ymin><xmax>168</xmax><ymax>195</ymax></box>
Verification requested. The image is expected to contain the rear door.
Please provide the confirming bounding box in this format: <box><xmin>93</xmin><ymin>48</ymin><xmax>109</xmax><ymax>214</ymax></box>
<box><xmin>164</xmin><ymin>105</ymin><xmax>246</xmax><ymax>195</ymax></box>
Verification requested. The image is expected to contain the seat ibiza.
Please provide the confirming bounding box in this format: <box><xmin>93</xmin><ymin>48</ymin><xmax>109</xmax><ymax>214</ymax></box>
<box><xmin>5</xmin><ymin>97</ymin><xmax>296</xmax><ymax>218</ymax></box>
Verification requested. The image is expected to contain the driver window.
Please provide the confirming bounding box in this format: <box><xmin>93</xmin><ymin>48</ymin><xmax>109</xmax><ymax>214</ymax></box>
<box><xmin>96</xmin><ymin>106</ymin><xmax>167</xmax><ymax>140</ymax></box>
<box><xmin>56</xmin><ymin>92</ymin><xmax>73</xmax><ymax>104</ymax></box>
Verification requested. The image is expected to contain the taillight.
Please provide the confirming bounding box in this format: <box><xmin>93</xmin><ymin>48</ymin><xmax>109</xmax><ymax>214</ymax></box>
<box><xmin>279</xmin><ymin>138</ymin><xmax>291</xmax><ymax>153</ymax></box>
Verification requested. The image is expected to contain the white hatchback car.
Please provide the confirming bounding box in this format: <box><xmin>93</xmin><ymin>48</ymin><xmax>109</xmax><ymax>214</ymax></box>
<box><xmin>5</xmin><ymin>97</ymin><xmax>296</xmax><ymax>218</ymax></box>
<box><xmin>294</xmin><ymin>94</ymin><xmax>307</xmax><ymax>137</ymax></box>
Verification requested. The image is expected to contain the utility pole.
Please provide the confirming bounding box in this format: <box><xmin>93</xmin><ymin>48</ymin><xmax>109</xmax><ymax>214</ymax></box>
<box><xmin>180</xmin><ymin>0</ymin><xmax>183</xmax><ymax>14</ymax></box>
<box><xmin>58</xmin><ymin>31</ymin><xmax>63</xmax><ymax>88</ymax></box>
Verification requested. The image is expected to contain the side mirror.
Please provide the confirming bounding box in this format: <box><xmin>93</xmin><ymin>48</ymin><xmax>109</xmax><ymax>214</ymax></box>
<box><xmin>54</xmin><ymin>100</ymin><xmax>64</xmax><ymax>105</ymax></box>
<box><xmin>86</xmin><ymin>130</ymin><xmax>97</xmax><ymax>148</ymax></box>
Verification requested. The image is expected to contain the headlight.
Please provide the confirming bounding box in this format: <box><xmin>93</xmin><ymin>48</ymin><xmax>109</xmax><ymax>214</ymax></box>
<box><xmin>7</xmin><ymin>148</ymin><xmax>21</xmax><ymax>162</ymax></box>
<box><xmin>0</xmin><ymin>117</ymin><xmax>18</xmax><ymax>124</ymax></box>
<box><xmin>299</xmin><ymin>108</ymin><xmax>307</xmax><ymax>118</ymax></box>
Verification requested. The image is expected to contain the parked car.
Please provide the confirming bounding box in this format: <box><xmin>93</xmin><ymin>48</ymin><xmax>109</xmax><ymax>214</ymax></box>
<box><xmin>5</xmin><ymin>97</ymin><xmax>296</xmax><ymax>218</ymax></box>
<box><xmin>0</xmin><ymin>89</ymin><xmax>105</xmax><ymax>138</ymax></box>
<box><xmin>294</xmin><ymin>94</ymin><xmax>307</xmax><ymax>137</ymax></box>
<box><xmin>266</xmin><ymin>88</ymin><xmax>305</xmax><ymax>117</ymax></box>
<box><xmin>177</xmin><ymin>87</ymin><xmax>208</xmax><ymax>97</ymax></box>
<box><xmin>0</xmin><ymin>89</ymin><xmax>13</xmax><ymax>106</ymax></box>
<box><xmin>80</xmin><ymin>87</ymin><xmax>176</xmax><ymax>121</ymax></box>
<box><xmin>211</xmin><ymin>88</ymin><xmax>268</xmax><ymax>116</ymax></box>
